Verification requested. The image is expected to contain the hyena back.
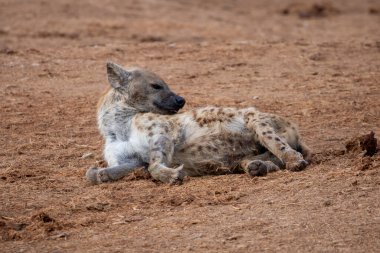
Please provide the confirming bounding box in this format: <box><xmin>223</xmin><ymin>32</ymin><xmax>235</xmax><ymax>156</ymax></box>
<box><xmin>86</xmin><ymin>62</ymin><xmax>311</xmax><ymax>184</ymax></box>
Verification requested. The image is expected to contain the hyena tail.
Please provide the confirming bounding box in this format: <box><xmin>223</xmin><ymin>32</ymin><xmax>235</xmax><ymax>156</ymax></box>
<box><xmin>297</xmin><ymin>141</ymin><xmax>312</xmax><ymax>163</ymax></box>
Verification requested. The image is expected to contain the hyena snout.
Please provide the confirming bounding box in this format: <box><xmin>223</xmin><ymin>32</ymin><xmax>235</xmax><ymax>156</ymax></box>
<box><xmin>173</xmin><ymin>95</ymin><xmax>186</xmax><ymax>108</ymax></box>
<box><xmin>154</xmin><ymin>93</ymin><xmax>186</xmax><ymax>114</ymax></box>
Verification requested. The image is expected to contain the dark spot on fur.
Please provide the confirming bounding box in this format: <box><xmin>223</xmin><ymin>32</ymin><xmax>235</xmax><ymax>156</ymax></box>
<box><xmin>210</xmin><ymin>108</ymin><xmax>215</xmax><ymax>112</ymax></box>
<box><xmin>152</xmin><ymin>123</ymin><xmax>157</xmax><ymax>127</ymax></box>
<box><xmin>107</xmin><ymin>131</ymin><xmax>117</xmax><ymax>141</ymax></box>
<box><xmin>280</xmin><ymin>146</ymin><xmax>286</xmax><ymax>151</ymax></box>
<box><xmin>262</xmin><ymin>132</ymin><xmax>266</xmax><ymax>135</ymax></box>
<box><xmin>267</xmin><ymin>136</ymin><xmax>272</xmax><ymax>139</ymax></box>
<box><xmin>212</xmin><ymin>147</ymin><xmax>218</xmax><ymax>152</ymax></box>
<box><xmin>164</xmin><ymin>126</ymin><xmax>169</xmax><ymax>133</ymax></box>
<box><xmin>245</xmin><ymin>112</ymin><xmax>255</xmax><ymax>117</ymax></box>
<box><xmin>260</xmin><ymin>123</ymin><xmax>266</xmax><ymax>127</ymax></box>
<box><xmin>148</xmin><ymin>116</ymin><xmax>153</xmax><ymax>121</ymax></box>
<box><xmin>197</xmin><ymin>146</ymin><xmax>203</xmax><ymax>152</ymax></box>
<box><xmin>147</xmin><ymin>126</ymin><xmax>152</xmax><ymax>131</ymax></box>
<box><xmin>275</xmin><ymin>137</ymin><xmax>281</xmax><ymax>141</ymax></box>
<box><xmin>267</xmin><ymin>130</ymin><xmax>273</xmax><ymax>134</ymax></box>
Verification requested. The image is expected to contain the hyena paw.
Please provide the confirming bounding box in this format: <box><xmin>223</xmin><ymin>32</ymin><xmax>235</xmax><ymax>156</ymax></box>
<box><xmin>247</xmin><ymin>160</ymin><xmax>278</xmax><ymax>177</ymax></box>
<box><xmin>169</xmin><ymin>165</ymin><xmax>185</xmax><ymax>185</ymax></box>
<box><xmin>86</xmin><ymin>167</ymin><xmax>110</xmax><ymax>184</ymax></box>
<box><xmin>151</xmin><ymin>165</ymin><xmax>185</xmax><ymax>185</ymax></box>
<box><xmin>286</xmin><ymin>159</ymin><xmax>308</xmax><ymax>172</ymax></box>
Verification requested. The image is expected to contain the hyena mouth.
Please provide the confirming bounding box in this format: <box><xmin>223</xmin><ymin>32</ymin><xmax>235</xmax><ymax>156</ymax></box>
<box><xmin>153</xmin><ymin>95</ymin><xmax>185</xmax><ymax>115</ymax></box>
<box><xmin>153</xmin><ymin>101</ymin><xmax>180</xmax><ymax>115</ymax></box>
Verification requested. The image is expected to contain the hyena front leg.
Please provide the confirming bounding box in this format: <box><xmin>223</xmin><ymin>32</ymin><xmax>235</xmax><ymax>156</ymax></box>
<box><xmin>240</xmin><ymin>152</ymin><xmax>283</xmax><ymax>177</ymax></box>
<box><xmin>148</xmin><ymin>135</ymin><xmax>184</xmax><ymax>184</ymax></box>
<box><xmin>247</xmin><ymin>117</ymin><xmax>308</xmax><ymax>171</ymax></box>
<box><xmin>86</xmin><ymin>159</ymin><xmax>143</xmax><ymax>185</ymax></box>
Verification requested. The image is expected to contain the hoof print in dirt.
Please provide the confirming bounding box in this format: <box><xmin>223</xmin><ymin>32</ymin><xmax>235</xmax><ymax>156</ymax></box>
<box><xmin>345</xmin><ymin>131</ymin><xmax>378</xmax><ymax>157</ymax></box>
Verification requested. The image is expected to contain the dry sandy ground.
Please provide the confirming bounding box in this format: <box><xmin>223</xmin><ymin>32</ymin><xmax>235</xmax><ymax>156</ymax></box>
<box><xmin>1</xmin><ymin>0</ymin><xmax>380</xmax><ymax>252</ymax></box>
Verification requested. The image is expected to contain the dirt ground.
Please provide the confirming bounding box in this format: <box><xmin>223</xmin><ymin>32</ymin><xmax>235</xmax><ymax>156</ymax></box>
<box><xmin>1</xmin><ymin>0</ymin><xmax>380</xmax><ymax>252</ymax></box>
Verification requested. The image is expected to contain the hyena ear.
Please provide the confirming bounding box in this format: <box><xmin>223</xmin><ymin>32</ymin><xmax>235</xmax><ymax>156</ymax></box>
<box><xmin>106</xmin><ymin>62</ymin><xmax>131</xmax><ymax>88</ymax></box>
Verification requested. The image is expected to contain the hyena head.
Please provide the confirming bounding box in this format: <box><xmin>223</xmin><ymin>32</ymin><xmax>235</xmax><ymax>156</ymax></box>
<box><xmin>106</xmin><ymin>61</ymin><xmax>186</xmax><ymax>114</ymax></box>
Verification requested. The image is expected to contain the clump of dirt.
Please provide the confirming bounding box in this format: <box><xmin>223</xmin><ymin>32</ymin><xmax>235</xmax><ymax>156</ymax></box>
<box><xmin>369</xmin><ymin>7</ymin><xmax>379</xmax><ymax>15</ymax></box>
<box><xmin>344</xmin><ymin>132</ymin><xmax>379</xmax><ymax>171</ymax></box>
<box><xmin>281</xmin><ymin>3</ymin><xmax>340</xmax><ymax>19</ymax></box>
<box><xmin>0</xmin><ymin>218</ymin><xmax>28</xmax><ymax>241</ymax></box>
<box><xmin>0</xmin><ymin>47</ymin><xmax>17</xmax><ymax>55</ymax></box>
<box><xmin>346</xmin><ymin>131</ymin><xmax>378</xmax><ymax>156</ymax></box>
<box><xmin>13</xmin><ymin>212</ymin><xmax>65</xmax><ymax>240</ymax></box>
<box><xmin>312</xmin><ymin>133</ymin><xmax>378</xmax><ymax>171</ymax></box>
<box><xmin>131</xmin><ymin>34</ymin><xmax>165</xmax><ymax>43</ymax></box>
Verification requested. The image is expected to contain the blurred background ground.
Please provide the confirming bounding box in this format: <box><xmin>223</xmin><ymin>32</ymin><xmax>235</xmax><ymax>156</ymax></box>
<box><xmin>0</xmin><ymin>0</ymin><xmax>379</xmax><ymax>252</ymax></box>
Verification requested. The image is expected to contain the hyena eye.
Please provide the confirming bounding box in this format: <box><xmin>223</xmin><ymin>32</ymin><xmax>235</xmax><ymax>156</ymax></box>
<box><xmin>151</xmin><ymin>83</ymin><xmax>163</xmax><ymax>90</ymax></box>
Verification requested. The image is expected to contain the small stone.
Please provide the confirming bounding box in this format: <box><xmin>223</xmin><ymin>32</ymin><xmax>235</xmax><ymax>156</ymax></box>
<box><xmin>81</xmin><ymin>152</ymin><xmax>94</xmax><ymax>159</ymax></box>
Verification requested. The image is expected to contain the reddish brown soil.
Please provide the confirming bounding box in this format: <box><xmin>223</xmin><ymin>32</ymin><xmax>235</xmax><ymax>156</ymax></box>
<box><xmin>1</xmin><ymin>0</ymin><xmax>380</xmax><ymax>252</ymax></box>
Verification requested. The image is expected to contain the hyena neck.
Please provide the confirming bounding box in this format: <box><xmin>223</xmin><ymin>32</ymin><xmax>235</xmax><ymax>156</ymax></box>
<box><xmin>105</xmin><ymin>89</ymin><xmax>140</xmax><ymax>118</ymax></box>
<box><xmin>98</xmin><ymin>90</ymin><xmax>139</xmax><ymax>141</ymax></box>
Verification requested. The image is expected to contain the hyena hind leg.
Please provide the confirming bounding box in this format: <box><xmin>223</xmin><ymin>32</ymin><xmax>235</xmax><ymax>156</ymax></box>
<box><xmin>248</xmin><ymin>118</ymin><xmax>308</xmax><ymax>172</ymax></box>
<box><xmin>240</xmin><ymin>152</ymin><xmax>283</xmax><ymax>177</ymax></box>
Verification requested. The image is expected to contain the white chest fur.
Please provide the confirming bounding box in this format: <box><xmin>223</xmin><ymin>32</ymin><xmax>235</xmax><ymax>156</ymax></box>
<box><xmin>104</xmin><ymin>124</ymin><xmax>150</xmax><ymax>167</ymax></box>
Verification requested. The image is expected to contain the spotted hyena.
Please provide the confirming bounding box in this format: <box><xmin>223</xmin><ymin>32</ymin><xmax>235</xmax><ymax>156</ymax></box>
<box><xmin>86</xmin><ymin>62</ymin><xmax>311</xmax><ymax>184</ymax></box>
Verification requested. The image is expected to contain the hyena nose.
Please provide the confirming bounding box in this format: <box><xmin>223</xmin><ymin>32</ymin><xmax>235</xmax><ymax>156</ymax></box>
<box><xmin>175</xmin><ymin>96</ymin><xmax>186</xmax><ymax>108</ymax></box>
